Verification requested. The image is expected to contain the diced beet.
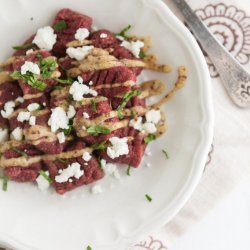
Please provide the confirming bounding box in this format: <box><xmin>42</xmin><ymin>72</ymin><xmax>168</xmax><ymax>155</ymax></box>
<box><xmin>4</xmin><ymin>163</ymin><xmax>41</xmax><ymax>182</ymax></box>
<box><xmin>0</xmin><ymin>82</ymin><xmax>22</xmax><ymax>108</ymax></box>
<box><xmin>9</xmin><ymin>114</ymin><xmax>25</xmax><ymax>131</ymax></box>
<box><xmin>90</xmin><ymin>29</ymin><xmax>118</xmax><ymax>48</ymax></box>
<box><xmin>34</xmin><ymin>140</ymin><xmax>66</xmax><ymax>155</ymax></box>
<box><xmin>110</xmin><ymin>95</ymin><xmax>146</xmax><ymax>109</ymax></box>
<box><xmin>52</xmin><ymin>8</ymin><xmax>92</xmax><ymax>57</ymax></box>
<box><xmin>0</xmin><ymin>115</ymin><xmax>8</xmax><ymax>128</ymax></box>
<box><xmin>18</xmin><ymin>94</ymin><xmax>49</xmax><ymax>110</ymax></box>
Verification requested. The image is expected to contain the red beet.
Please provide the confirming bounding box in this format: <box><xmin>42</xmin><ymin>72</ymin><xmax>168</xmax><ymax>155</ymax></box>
<box><xmin>90</xmin><ymin>29</ymin><xmax>118</xmax><ymax>48</ymax></box>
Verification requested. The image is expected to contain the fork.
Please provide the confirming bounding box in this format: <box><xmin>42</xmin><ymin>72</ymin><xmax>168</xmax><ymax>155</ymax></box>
<box><xmin>171</xmin><ymin>0</ymin><xmax>250</xmax><ymax>108</ymax></box>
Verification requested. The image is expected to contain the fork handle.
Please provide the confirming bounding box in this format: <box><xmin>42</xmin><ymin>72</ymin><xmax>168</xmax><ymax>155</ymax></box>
<box><xmin>171</xmin><ymin>0</ymin><xmax>250</xmax><ymax>107</ymax></box>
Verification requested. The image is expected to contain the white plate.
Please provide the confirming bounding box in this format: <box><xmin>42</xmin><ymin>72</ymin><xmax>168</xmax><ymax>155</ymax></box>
<box><xmin>0</xmin><ymin>0</ymin><xmax>213</xmax><ymax>249</ymax></box>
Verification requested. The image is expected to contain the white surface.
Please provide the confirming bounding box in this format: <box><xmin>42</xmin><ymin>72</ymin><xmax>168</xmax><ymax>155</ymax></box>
<box><xmin>0</xmin><ymin>0</ymin><xmax>213</xmax><ymax>250</ymax></box>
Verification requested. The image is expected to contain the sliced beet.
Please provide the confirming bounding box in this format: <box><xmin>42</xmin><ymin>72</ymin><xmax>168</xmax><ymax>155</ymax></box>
<box><xmin>90</xmin><ymin>29</ymin><xmax>118</xmax><ymax>48</ymax></box>
<box><xmin>0</xmin><ymin>82</ymin><xmax>22</xmax><ymax>108</ymax></box>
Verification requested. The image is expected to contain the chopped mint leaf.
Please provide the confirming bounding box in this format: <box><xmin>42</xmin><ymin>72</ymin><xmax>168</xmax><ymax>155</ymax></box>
<box><xmin>126</xmin><ymin>165</ymin><xmax>132</xmax><ymax>176</ymax></box>
<box><xmin>0</xmin><ymin>176</ymin><xmax>9</xmax><ymax>191</ymax></box>
<box><xmin>144</xmin><ymin>134</ymin><xmax>156</xmax><ymax>144</ymax></box>
<box><xmin>162</xmin><ymin>149</ymin><xmax>169</xmax><ymax>159</ymax></box>
<box><xmin>87</xmin><ymin>126</ymin><xmax>110</xmax><ymax>136</ymax></box>
<box><xmin>39</xmin><ymin>170</ymin><xmax>52</xmax><ymax>184</ymax></box>
<box><xmin>139</xmin><ymin>51</ymin><xmax>146</xmax><ymax>58</ymax></box>
<box><xmin>11</xmin><ymin>147</ymin><xmax>29</xmax><ymax>158</ymax></box>
<box><xmin>53</xmin><ymin>20</ymin><xmax>67</xmax><ymax>31</ymax></box>
<box><xmin>91</xmin><ymin>141</ymin><xmax>107</xmax><ymax>150</ymax></box>
<box><xmin>55</xmin><ymin>78</ymin><xmax>74</xmax><ymax>85</ymax></box>
<box><xmin>91</xmin><ymin>100</ymin><xmax>97</xmax><ymax>112</ymax></box>
<box><xmin>12</xmin><ymin>43</ymin><xmax>34</xmax><ymax>50</ymax></box>
<box><xmin>115</xmin><ymin>24</ymin><xmax>132</xmax><ymax>39</ymax></box>
<box><xmin>145</xmin><ymin>194</ymin><xmax>152</xmax><ymax>202</ymax></box>
<box><xmin>37</xmin><ymin>55</ymin><xmax>57</xmax><ymax>78</ymax></box>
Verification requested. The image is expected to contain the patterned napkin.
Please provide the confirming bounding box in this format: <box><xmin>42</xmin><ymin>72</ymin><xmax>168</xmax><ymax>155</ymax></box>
<box><xmin>133</xmin><ymin>0</ymin><xmax>250</xmax><ymax>249</ymax></box>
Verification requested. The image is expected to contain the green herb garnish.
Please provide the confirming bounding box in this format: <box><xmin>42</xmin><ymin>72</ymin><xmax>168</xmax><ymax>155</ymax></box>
<box><xmin>39</xmin><ymin>170</ymin><xmax>52</xmax><ymax>184</ymax></box>
<box><xmin>145</xmin><ymin>194</ymin><xmax>152</xmax><ymax>202</ymax></box>
<box><xmin>87</xmin><ymin>126</ymin><xmax>110</xmax><ymax>136</ymax></box>
<box><xmin>91</xmin><ymin>141</ymin><xmax>107</xmax><ymax>150</ymax></box>
<box><xmin>0</xmin><ymin>176</ymin><xmax>9</xmax><ymax>191</ymax></box>
<box><xmin>115</xmin><ymin>24</ymin><xmax>132</xmax><ymax>39</ymax></box>
<box><xmin>53</xmin><ymin>20</ymin><xmax>67</xmax><ymax>32</ymax></box>
<box><xmin>162</xmin><ymin>149</ymin><xmax>169</xmax><ymax>159</ymax></box>
<box><xmin>12</xmin><ymin>43</ymin><xmax>34</xmax><ymax>50</ymax></box>
<box><xmin>144</xmin><ymin>134</ymin><xmax>156</xmax><ymax>144</ymax></box>
<box><xmin>91</xmin><ymin>100</ymin><xmax>97</xmax><ymax>112</ymax></box>
<box><xmin>61</xmin><ymin>119</ymin><xmax>73</xmax><ymax>136</ymax></box>
<box><xmin>86</xmin><ymin>246</ymin><xmax>92</xmax><ymax>250</ymax></box>
<box><xmin>37</xmin><ymin>55</ymin><xmax>57</xmax><ymax>78</ymax></box>
<box><xmin>11</xmin><ymin>147</ymin><xmax>29</xmax><ymax>158</ymax></box>
<box><xmin>126</xmin><ymin>166</ymin><xmax>132</xmax><ymax>176</ymax></box>
<box><xmin>117</xmin><ymin>90</ymin><xmax>141</xmax><ymax>119</ymax></box>
<box><xmin>53</xmin><ymin>85</ymin><xmax>64</xmax><ymax>90</ymax></box>
<box><xmin>11</xmin><ymin>71</ymin><xmax>46</xmax><ymax>91</ymax></box>
<box><xmin>56</xmin><ymin>158</ymin><xmax>67</xmax><ymax>164</ymax></box>
<box><xmin>139</xmin><ymin>51</ymin><xmax>146</xmax><ymax>59</ymax></box>
<box><xmin>55</xmin><ymin>78</ymin><xmax>74</xmax><ymax>85</ymax></box>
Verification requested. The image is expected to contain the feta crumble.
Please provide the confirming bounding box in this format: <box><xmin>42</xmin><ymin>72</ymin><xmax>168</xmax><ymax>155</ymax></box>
<box><xmin>145</xmin><ymin>109</ymin><xmax>161</xmax><ymax>124</ymax></box>
<box><xmin>82</xmin><ymin>151</ymin><xmax>91</xmax><ymax>162</ymax></box>
<box><xmin>67</xmin><ymin>105</ymin><xmax>76</xmax><ymax>119</ymax></box>
<box><xmin>75</xmin><ymin>28</ymin><xmax>90</xmax><ymax>41</ymax></box>
<box><xmin>83</xmin><ymin>112</ymin><xmax>90</xmax><ymax>119</ymax></box>
<box><xmin>0</xmin><ymin>128</ymin><xmax>8</xmax><ymax>143</ymax></box>
<box><xmin>48</xmin><ymin>107</ymin><xmax>69</xmax><ymax>132</ymax></box>
<box><xmin>129</xmin><ymin>117</ymin><xmax>143</xmax><ymax>131</ymax></box>
<box><xmin>27</xmin><ymin>103</ymin><xmax>40</xmax><ymax>112</ymax></box>
<box><xmin>66</xmin><ymin>45</ymin><xmax>94</xmax><ymax>61</ymax></box>
<box><xmin>55</xmin><ymin>162</ymin><xmax>84</xmax><ymax>183</ymax></box>
<box><xmin>11</xmin><ymin>127</ymin><xmax>23</xmax><ymax>141</ymax></box>
<box><xmin>100</xmin><ymin>159</ymin><xmax>120</xmax><ymax>179</ymax></box>
<box><xmin>107</xmin><ymin>137</ymin><xmax>129</xmax><ymax>159</ymax></box>
<box><xmin>21</xmin><ymin>61</ymin><xmax>40</xmax><ymax>75</ymax></box>
<box><xmin>32</xmin><ymin>26</ymin><xmax>57</xmax><ymax>51</ymax></box>
<box><xmin>69</xmin><ymin>80</ymin><xmax>97</xmax><ymax>101</ymax></box>
<box><xmin>36</xmin><ymin>171</ymin><xmax>50</xmax><ymax>191</ymax></box>
<box><xmin>26</xmin><ymin>49</ymin><xmax>34</xmax><ymax>55</ymax></box>
<box><xmin>17</xmin><ymin>111</ymin><xmax>30</xmax><ymax>122</ymax></box>
<box><xmin>88</xmin><ymin>81</ymin><xmax>93</xmax><ymax>86</ymax></box>
<box><xmin>57</xmin><ymin>132</ymin><xmax>65</xmax><ymax>144</ymax></box>
<box><xmin>77</xmin><ymin>76</ymin><xmax>84</xmax><ymax>84</ymax></box>
<box><xmin>91</xmin><ymin>184</ymin><xmax>104</xmax><ymax>194</ymax></box>
<box><xmin>100</xmin><ymin>33</ymin><xmax>108</xmax><ymax>38</ymax></box>
<box><xmin>29</xmin><ymin>116</ymin><xmax>36</xmax><ymax>126</ymax></box>
<box><xmin>142</xmin><ymin>122</ymin><xmax>157</xmax><ymax>133</ymax></box>
<box><xmin>121</xmin><ymin>40</ymin><xmax>144</xmax><ymax>58</ymax></box>
<box><xmin>1</xmin><ymin>101</ymin><xmax>15</xmax><ymax>118</ymax></box>
<box><xmin>15</xmin><ymin>96</ymin><xmax>24</xmax><ymax>103</ymax></box>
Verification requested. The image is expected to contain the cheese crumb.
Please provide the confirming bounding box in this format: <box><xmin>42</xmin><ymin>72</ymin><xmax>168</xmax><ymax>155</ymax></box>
<box><xmin>27</xmin><ymin>103</ymin><xmax>40</xmax><ymax>112</ymax></box>
<box><xmin>1</xmin><ymin>101</ymin><xmax>15</xmax><ymax>118</ymax></box>
<box><xmin>66</xmin><ymin>45</ymin><xmax>94</xmax><ymax>61</ymax></box>
<box><xmin>15</xmin><ymin>96</ymin><xmax>24</xmax><ymax>103</ymax></box>
<box><xmin>83</xmin><ymin>112</ymin><xmax>90</xmax><ymax>119</ymax></box>
<box><xmin>145</xmin><ymin>109</ymin><xmax>161</xmax><ymax>124</ymax></box>
<box><xmin>0</xmin><ymin>128</ymin><xmax>8</xmax><ymax>143</ymax></box>
<box><xmin>21</xmin><ymin>61</ymin><xmax>40</xmax><ymax>75</ymax></box>
<box><xmin>75</xmin><ymin>28</ymin><xmax>90</xmax><ymax>41</ymax></box>
<box><xmin>121</xmin><ymin>40</ymin><xmax>144</xmax><ymax>58</ymax></box>
<box><xmin>32</xmin><ymin>26</ymin><xmax>57</xmax><ymax>51</ymax></box>
<box><xmin>26</xmin><ymin>49</ymin><xmax>34</xmax><ymax>55</ymax></box>
<box><xmin>11</xmin><ymin>127</ymin><xmax>23</xmax><ymax>141</ymax></box>
<box><xmin>67</xmin><ymin>105</ymin><xmax>76</xmax><ymax>119</ymax></box>
<box><xmin>142</xmin><ymin>122</ymin><xmax>157</xmax><ymax>133</ymax></box>
<box><xmin>69</xmin><ymin>80</ymin><xmax>97</xmax><ymax>101</ymax></box>
<box><xmin>107</xmin><ymin>137</ymin><xmax>129</xmax><ymax>159</ymax></box>
<box><xmin>88</xmin><ymin>81</ymin><xmax>93</xmax><ymax>86</ymax></box>
<box><xmin>48</xmin><ymin>107</ymin><xmax>69</xmax><ymax>132</ymax></box>
<box><xmin>57</xmin><ymin>132</ymin><xmax>65</xmax><ymax>144</ymax></box>
<box><xmin>91</xmin><ymin>185</ymin><xmax>104</xmax><ymax>194</ymax></box>
<box><xmin>100</xmin><ymin>33</ymin><xmax>108</xmax><ymax>38</ymax></box>
<box><xmin>77</xmin><ymin>76</ymin><xmax>84</xmax><ymax>84</ymax></box>
<box><xmin>36</xmin><ymin>171</ymin><xmax>50</xmax><ymax>191</ymax></box>
<box><xmin>82</xmin><ymin>152</ymin><xmax>91</xmax><ymax>162</ymax></box>
<box><xmin>55</xmin><ymin>162</ymin><xmax>84</xmax><ymax>183</ymax></box>
<box><xmin>29</xmin><ymin>116</ymin><xmax>36</xmax><ymax>126</ymax></box>
<box><xmin>129</xmin><ymin>117</ymin><xmax>143</xmax><ymax>131</ymax></box>
<box><xmin>100</xmin><ymin>159</ymin><xmax>120</xmax><ymax>179</ymax></box>
<box><xmin>17</xmin><ymin>111</ymin><xmax>30</xmax><ymax>122</ymax></box>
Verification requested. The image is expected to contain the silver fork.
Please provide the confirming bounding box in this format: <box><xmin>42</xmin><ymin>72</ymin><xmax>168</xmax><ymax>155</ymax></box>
<box><xmin>171</xmin><ymin>0</ymin><xmax>250</xmax><ymax>108</ymax></box>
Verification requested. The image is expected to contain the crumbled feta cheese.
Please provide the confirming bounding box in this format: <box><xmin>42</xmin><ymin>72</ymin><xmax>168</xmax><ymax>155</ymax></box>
<box><xmin>11</xmin><ymin>127</ymin><xmax>23</xmax><ymax>141</ymax></box>
<box><xmin>69</xmin><ymin>179</ymin><xmax>73</xmax><ymax>183</ymax></box>
<box><xmin>100</xmin><ymin>33</ymin><xmax>108</xmax><ymax>38</ymax></box>
<box><xmin>107</xmin><ymin>137</ymin><xmax>129</xmax><ymax>159</ymax></box>
<box><xmin>145</xmin><ymin>150</ymin><xmax>152</xmax><ymax>156</ymax></box>
<box><xmin>48</xmin><ymin>107</ymin><xmax>69</xmax><ymax>132</ymax></box>
<box><xmin>88</xmin><ymin>81</ymin><xmax>93</xmax><ymax>86</ymax></box>
<box><xmin>75</xmin><ymin>28</ymin><xmax>90</xmax><ymax>41</ymax></box>
<box><xmin>77</xmin><ymin>76</ymin><xmax>84</xmax><ymax>84</ymax></box>
<box><xmin>17</xmin><ymin>111</ymin><xmax>30</xmax><ymax>122</ymax></box>
<box><xmin>1</xmin><ymin>101</ymin><xmax>15</xmax><ymax>118</ymax></box>
<box><xmin>116</xmin><ymin>35</ymin><xmax>125</xmax><ymax>41</ymax></box>
<box><xmin>100</xmin><ymin>159</ymin><xmax>120</xmax><ymax>179</ymax></box>
<box><xmin>0</xmin><ymin>128</ymin><xmax>8</xmax><ymax>143</ymax></box>
<box><xmin>21</xmin><ymin>61</ymin><xmax>40</xmax><ymax>75</ymax></box>
<box><xmin>29</xmin><ymin>116</ymin><xmax>36</xmax><ymax>126</ymax></box>
<box><xmin>26</xmin><ymin>49</ymin><xmax>34</xmax><ymax>55</ymax></box>
<box><xmin>82</xmin><ymin>152</ymin><xmax>91</xmax><ymax>162</ymax></box>
<box><xmin>66</xmin><ymin>45</ymin><xmax>94</xmax><ymax>61</ymax></box>
<box><xmin>32</xmin><ymin>26</ymin><xmax>57</xmax><ymax>51</ymax></box>
<box><xmin>69</xmin><ymin>80</ymin><xmax>97</xmax><ymax>101</ymax></box>
<box><xmin>82</xmin><ymin>125</ymin><xmax>86</xmax><ymax>130</ymax></box>
<box><xmin>58</xmin><ymin>169</ymin><xmax>63</xmax><ymax>174</ymax></box>
<box><xmin>55</xmin><ymin>162</ymin><xmax>84</xmax><ymax>183</ymax></box>
<box><xmin>91</xmin><ymin>184</ymin><xmax>104</xmax><ymax>194</ymax></box>
<box><xmin>91</xmin><ymin>25</ymin><xmax>98</xmax><ymax>31</ymax></box>
<box><xmin>142</xmin><ymin>122</ymin><xmax>157</xmax><ymax>133</ymax></box>
<box><xmin>83</xmin><ymin>112</ymin><xmax>90</xmax><ymax>119</ymax></box>
<box><xmin>43</xmin><ymin>102</ymin><xmax>46</xmax><ymax>106</ymax></box>
<box><xmin>36</xmin><ymin>171</ymin><xmax>50</xmax><ymax>191</ymax></box>
<box><xmin>145</xmin><ymin>109</ymin><xmax>161</xmax><ymax>124</ymax></box>
<box><xmin>129</xmin><ymin>117</ymin><xmax>143</xmax><ymax>131</ymax></box>
<box><xmin>27</xmin><ymin>103</ymin><xmax>40</xmax><ymax>112</ymax></box>
<box><xmin>146</xmin><ymin>163</ymin><xmax>151</xmax><ymax>168</ymax></box>
<box><xmin>15</xmin><ymin>96</ymin><xmax>24</xmax><ymax>103</ymax></box>
<box><xmin>57</xmin><ymin>132</ymin><xmax>65</xmax><ymax>144</ymax></box>
<box><xmin>84</xmin><ymin>163</ymin><xmax>88</xmax><ymax>166</ymax></box>
<box><xmin>67</xmin><ymin>105</ymin><xmax>76</xmax><ymax>119</ymax></box>
<box><xmin>121</xmin><ymin>40</ymin><xmax>144</xmax><ymax>58</ymax></box>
